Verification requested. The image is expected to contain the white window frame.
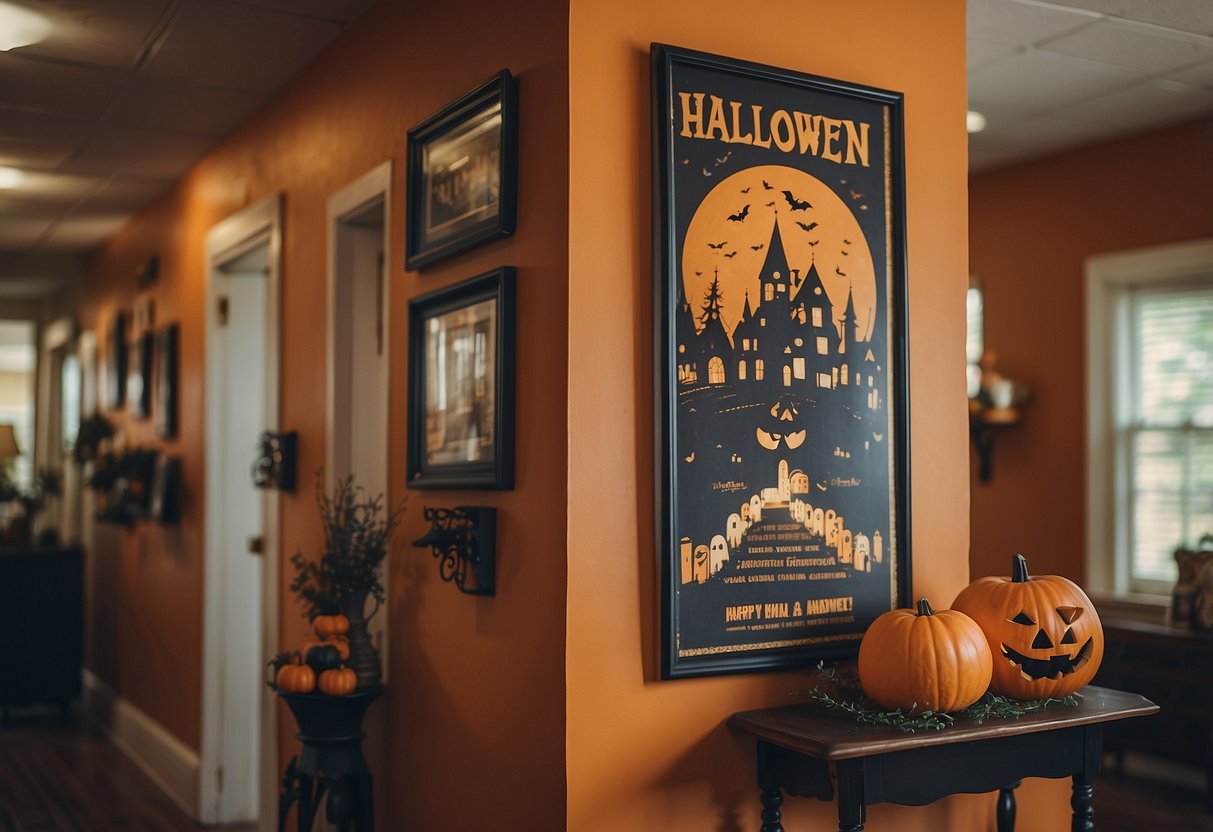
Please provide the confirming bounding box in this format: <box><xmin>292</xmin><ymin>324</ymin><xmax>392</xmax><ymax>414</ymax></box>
<box><xmin>1086</xmin><ymin>238</ymin><xmax>1213</xmax><ymax>597</ymax></box>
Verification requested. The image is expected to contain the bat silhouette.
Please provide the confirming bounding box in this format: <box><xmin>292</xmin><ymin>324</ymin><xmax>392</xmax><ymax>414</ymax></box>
<box><xmin>841</xmin><ymin>250</ymin><xmax>849</xmax><ymax>256</ymax></box>
<box><xmin>807</xmin><ymin>240</ymin><xmax>819</xmax><ymax>247</ymax></box>
<box><xmin>715</xmin><ymin>152</ymin><xmax>730</xmax><ymax>164</ymax></box>
<box><xmin>702</xmin><ymin>168</ymin><xmax>712</xmax><ymax>177</ymax></box>
<box><xmin>795</xmin><ymin>221</ymin><xmax>819</xmax><ymax>232</ymax></box>
<box><xmin>694</xmin><ymin>271</ymin><xmax>703</xmax><ymax>276</ymax></box>
<box><xmin>850</xmin><ymin>189</ymin><xmax>864</xmax><ymax>200</ymax></box>
<box><xmin>859</xmin><ymin>205</ymin><xmax>868</xmax><ymax>211</ymax></box>
<box><xmin>751</xmin><ymin>244</ymin><xmax>764</xmax><ymax>251</ymax></box>
<box><xmin>707</xmin><ymin>242</ymin><xmax>727</xmax><ymax>249</ymax></box>
<box><xmin>835</xmin><ymin>266</ymin><xmax>846</xmax><ymax>276</ymax></box>
<box><xmin>740</xmin><ymin>186</ymin><xmax>751</xmax><ymax>194</ymax></box>
<box><xmin>727</xmin><ymin>204</ymin><xmax>750</xmax><ymax>222</ymax></box>
<box><xmin>764</xmin><ymin>201</ymin><xmax>776</xmax><ymax>207</ymax></box>
<box><xmin>762</xmin><ymin>180</ymin><xmax>773</xmax><ymax>190</ymax></box>
<box><xmin>843</xmin><ymin>239</ymin><xmax>852</xmax><ymax>245</ymax></box>
<box><xmin>840</xmin><ymin>178</ymin><xmax>847</xmax><ymax>185</ymax></box>
<box><xmin>724</xmin><ymin>251</ymin><xmax>738</xmax><ymax>258</ymax></box>
<box><xmin>682</xmin><ymin>159</ymin><xmax>689</xmax><ymax>165</ymax></box>
<box><xmin>783</xmin><ymin>190</ymin><xmax>811</xmax><ymax>211</ymax></box>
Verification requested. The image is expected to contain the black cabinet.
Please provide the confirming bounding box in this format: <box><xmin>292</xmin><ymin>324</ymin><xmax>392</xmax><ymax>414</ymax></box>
<box><xmin>0</xmin><ymin>546</ymin><xmax>83</xmax><ymax>721</ymax></box>
<box><xmin>1092</xmin><ymin>617</ymin><xmax>1213</xmax><ymax>807</ymax></box>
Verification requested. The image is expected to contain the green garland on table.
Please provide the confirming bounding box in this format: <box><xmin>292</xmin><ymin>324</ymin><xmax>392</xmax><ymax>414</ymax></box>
<box><xmin>796</xmin><ymin>662</ymin><xmax>1078</xmax><ymax>733</ymax></box>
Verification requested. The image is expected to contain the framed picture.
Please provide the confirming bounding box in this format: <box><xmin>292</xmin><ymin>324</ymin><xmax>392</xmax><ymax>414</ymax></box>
<box><xmin>406</xmin><ymin>70</ymin><xmax>518</xmax><ymax>270</ymax></box>
<box><xmin>128</xmin><ymin>331</ymin><xmax>153</xmax><ymax>419</ymax></box>
<box><xmin>148</xmin><ymin>453</ymin><xmax>181</xmax><ymax>523</ymax></box>
<box><xmin>154</xmin><ymin>324</ymin><xmax>179</xmax><ymax>439</ymax></box>
<box><xmin>652</xmin><ymin>44</ymin><xmax>911</xmax><ymax>678</ymax></box>
<box><xmin>407</xmin><ymin>267</ymin><xmax>515</xmax><ymax>489</ymax></box>
<box><xmin>104</xmin><ymin>311</ymin><xmax>127</xmax><ymax>411</ymax></box>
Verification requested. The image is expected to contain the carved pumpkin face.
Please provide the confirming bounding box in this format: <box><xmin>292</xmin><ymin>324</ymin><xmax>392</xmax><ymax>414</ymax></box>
<box><xmin>952</xmin><ymin>554</ymin><xmax>1103</xmax><ymax>700</ymax></box>
<box><xmin>755</xmin><ymin>399</ymin><xmax>806</xmax><ymax>450</ymax></box>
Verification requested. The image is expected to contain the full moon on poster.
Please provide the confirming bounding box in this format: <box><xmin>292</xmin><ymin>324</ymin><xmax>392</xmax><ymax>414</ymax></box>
<box><xmin>667</xmin><ymin>62</ymin><xmax>899</xmax><ymax>662</ymax></box>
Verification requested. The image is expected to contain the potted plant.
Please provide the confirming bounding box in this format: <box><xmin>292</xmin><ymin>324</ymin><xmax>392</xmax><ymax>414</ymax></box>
<box><xmin>290</xmin><ymin>473</ymin><xmax>405</xmax><ymax>688</ymax></box>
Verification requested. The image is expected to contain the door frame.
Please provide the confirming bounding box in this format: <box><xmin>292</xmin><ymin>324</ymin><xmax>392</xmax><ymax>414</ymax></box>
<box><xmin>200</xmin><ymin>194</ymin><xmax>283</xmax><ymax>828</ymax></box>
<box><xmin>326</xmin><ymin>160</ymin><xmax>392</xmax><ymax>676</ymax></box>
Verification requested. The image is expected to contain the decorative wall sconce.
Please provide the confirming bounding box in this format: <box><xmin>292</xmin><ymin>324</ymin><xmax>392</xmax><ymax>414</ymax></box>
<box><xmin>411</xmin><ymin>506</ymin><xmax>496</xmax><ymax>596</ymax></box>
<box><xmin>969</xmin><ymin>351</ymin><xmax>1029</xmax><ymax>483</ymax></box>
<box><xmin>252</xmin><ymin>431</ymin><xmax>296</xmax><ymax>492</ymax></box>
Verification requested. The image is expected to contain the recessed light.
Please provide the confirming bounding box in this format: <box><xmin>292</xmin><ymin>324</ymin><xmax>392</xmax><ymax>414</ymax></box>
<box><xmin>967</xmin><ymin>111</ymin><xmax>987</xmax><ymax>134</ymax></box>
<box><xmin>0</xmin><ymin>2</ymin><xmax>50</xmax><ymax>52</ymax></box>
<box><xmin>0</xmin><ymin>167</ymin><xmax>23</xmax><ymax>188</ymax></box>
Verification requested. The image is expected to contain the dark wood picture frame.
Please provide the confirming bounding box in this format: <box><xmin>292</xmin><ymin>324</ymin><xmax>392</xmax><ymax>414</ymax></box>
<box><xmin>129</xmin><ymin>331</ymin><xmax>153</xmax><ymax>419</ymax></box>
<box><xmin>405</xmin><ymin>70</ymin><xmax>518</xmax><ymax>270</ymax></box>
<box><xmin>154</xmin><ymin>324</ymin><xmax>179</xmax><ymax>439</ymax></box>
<box><xmin>653</xmin><ymin>44</ymin><xmax>912</xmax><ymax>679</ymax></box>
<box><xmin>407</xmin><ymin>267</ymin><xmax>516</xmax><ymax>489</ymax></box>
<box><xmin>105</xmin><ymin>311</ymin><xmax>127</xmax><ymax>411</ymax></box>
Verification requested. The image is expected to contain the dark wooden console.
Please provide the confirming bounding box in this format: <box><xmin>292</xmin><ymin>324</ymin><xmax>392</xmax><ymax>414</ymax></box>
<box><xmin>1092</xmin><ymin>617</ymin><xmax>1213</xmax><ymax>808</ymax></box>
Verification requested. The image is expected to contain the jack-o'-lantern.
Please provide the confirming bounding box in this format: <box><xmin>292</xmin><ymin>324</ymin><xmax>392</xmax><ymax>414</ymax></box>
<box><xmin>755</xmin><ymin>399</ymin><xmax>807</xmax><ymax>450</ymax></box>
<box><xmin>858</xmin><ymin>598</ymin><xmax>992</xmax><ymax>713</ymax></box>
<box><xmin>952</xmin><ymin>553</ymin><xmax>1103</xmax><ymax>700</ymax></box>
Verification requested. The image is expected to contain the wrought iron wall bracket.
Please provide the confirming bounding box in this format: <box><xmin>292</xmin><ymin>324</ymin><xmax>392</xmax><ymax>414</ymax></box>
<box><xmin>411</xmin><ymin>506</ymin><xmax>496</xmax><ymax>596</ymax></box>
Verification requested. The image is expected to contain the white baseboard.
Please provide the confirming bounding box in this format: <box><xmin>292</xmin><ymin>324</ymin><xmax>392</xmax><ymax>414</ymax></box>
<box><xmin>82</xmin><ymin>668</ymin><xmax>200</xmax><ymax>819</ymax></box>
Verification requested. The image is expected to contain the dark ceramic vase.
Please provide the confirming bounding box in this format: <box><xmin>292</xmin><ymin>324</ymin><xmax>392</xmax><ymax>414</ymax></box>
<box><xmin>339</xmin><ymin>589</ymin><xmax>381</xmax><ymax>689</ymax></box>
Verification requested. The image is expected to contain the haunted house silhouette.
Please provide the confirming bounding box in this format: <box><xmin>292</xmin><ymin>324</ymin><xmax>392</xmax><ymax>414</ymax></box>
<box><xmin>676</xmin><ymin>219</ymin><xmax>880</xmax><ymax>412</ymax></box>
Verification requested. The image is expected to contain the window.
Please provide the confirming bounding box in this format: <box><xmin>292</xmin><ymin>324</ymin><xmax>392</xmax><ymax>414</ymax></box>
<box><xmin>707</xmin><ymin>356</ymin><xmax>725</xmax><ymax>384</ymax></box>
<box><xmin>738</xmin><ymin>359</ymin><xmax>746</xmax><ymax>380</ymax></box>
<box><xmin>0</xmin><ymin>321</ymin><xmax>36</xmax><ymax>490</ymax></box>
<box><xmin>755</xmin><ymin>359</ymin><xmax>764</xmax><ymax>381</ymax></box>
<box><xmin>966</xmin><ymin>283</ymin><xmax>983</xmax><ymax>398</ymax></box>
<box><xmin>764</xmin><ymin>284</ymin><xmax>774</xmax><ymax>302</ymax></box>
<box><xmin>816</xmin><ymin>336</ymin><xmax>828</xmax><ymax>355</ymax></box>
<box><xmin>1087</xmin><ymin>241</ymin><xmax>1213</xmax><ymax>595</ymax></box>
<box><xmin>812</xmin><ymin>307</ymin><xmax>823</xmax><ymax>327</ymax></box>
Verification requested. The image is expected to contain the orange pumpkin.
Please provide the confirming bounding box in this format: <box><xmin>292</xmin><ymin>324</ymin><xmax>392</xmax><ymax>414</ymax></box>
<box><xmin>952</xmin><ymin>553</ymin><xmax>1103</xmax><ymax>700</ymax></box>
<box><xmin>858</xmin><ymin>598</ymin><xmax>992</xmax><ymax>712</ymax></box>
<box><xmin>276</xmin><ymin>662</ymin><xmax>316</xmax><ymax>694</ymax></box>
<box><xmin>318</xmin><ymin>667</ymin><xmax>357</xmax><ymax>696</ymax></box>
<box><xmin>313</xmin><ymin>614</ymin><xmax>350</xmax><ymax>638</ymax></box>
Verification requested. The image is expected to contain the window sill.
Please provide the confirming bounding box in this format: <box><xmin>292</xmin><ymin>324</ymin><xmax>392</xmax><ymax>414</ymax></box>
<box><xmin>1088</xmin><ymin>591</ymin><xmax>1170</xmax><ymax>625</ymax></box>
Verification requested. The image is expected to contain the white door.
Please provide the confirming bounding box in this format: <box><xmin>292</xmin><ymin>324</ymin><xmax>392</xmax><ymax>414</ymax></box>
<box><xmin>201</xmin><ymin>195</ymin><xmax>282</xmax><ymax>830</ymax></box>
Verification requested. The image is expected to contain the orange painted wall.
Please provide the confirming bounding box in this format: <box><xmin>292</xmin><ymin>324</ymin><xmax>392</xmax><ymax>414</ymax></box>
<box><xmin>79</xmin><ymin>0</ymin><xmax>569</xmax><ymax>827</ymax></box>
<box><xmin>563</xmin><ymin>1</ymin><xmax>1075</xmax><ymax>830</ymax></box>
<box><xmin>969</xmin><ymin>116</ymin><xmax>1213</xmax><ymax>586</ymax></box>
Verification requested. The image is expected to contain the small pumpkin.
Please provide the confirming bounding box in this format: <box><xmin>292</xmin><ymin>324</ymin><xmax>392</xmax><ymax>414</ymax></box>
<box><xmin>858</xmin><ymin>597</ymin><xmax>992</xmax><ymax>713</ymax></box>
<box><xmin>306</xmin><ymin>643</ymin><xmax>342</xmax><ymax>675</ymax></box>
<box><xmin>329</xmin><ymin>637</ymin><xmax>351</xmax><ymax>662</ymax></box>
<box><xmin>952</xmin><ymin>553</ymin><xmax>1103</xmax><ymax>700</ymax></box>
<box><xmin>276</xmin><ymin>662</ymin><xmax>316</xmax><ymax>694</ymax></box>
<box><xmin>313</xmin><ymin>614</ymin><xmax>350</xmax><ymax>638</ymax></box>
<box><xmin>318</xmin><ymin>667</ymin><xmax>357</xmax><ymax>696</ymax></box>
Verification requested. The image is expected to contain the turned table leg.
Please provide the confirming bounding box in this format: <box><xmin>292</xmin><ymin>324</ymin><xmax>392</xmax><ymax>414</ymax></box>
<box><xmin>758</xmin><ymin>785</ymin><xmax>784</xmax><ymax>832</ymax></box>
<box><xmin>836</xmin><ymin>761</ymin><xmax>865</xmax><ymax>832</ymax></box>
<box><xmin>1071</xmin><ymin>774</ymin><xmax>1094</xmax><ymax>831</ymax></box>
<box><xmin>997</xmin><ymin>780</ymin><xmax>1020</xmax><ymax>832</ymax></box>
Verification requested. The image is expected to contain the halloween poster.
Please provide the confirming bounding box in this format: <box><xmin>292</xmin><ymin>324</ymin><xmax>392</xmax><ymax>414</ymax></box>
<box><xmin>653</xmin><ymin>46</ymin><xmax>910</xmax><ymax>678</ymax></box>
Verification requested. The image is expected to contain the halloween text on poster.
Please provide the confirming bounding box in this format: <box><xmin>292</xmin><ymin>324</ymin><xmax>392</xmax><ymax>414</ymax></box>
<box><xmin>653</xmin><ymin>45</ymin><xmax>912</xmax><ymax>679</ymax></box>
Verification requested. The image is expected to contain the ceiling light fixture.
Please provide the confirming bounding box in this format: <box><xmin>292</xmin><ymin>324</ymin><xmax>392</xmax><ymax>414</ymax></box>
<box><xmin>967</xmin><ymin>111</ymin><xmax>987</xmax><ymax>134</ymax></box>
<box><xmin>0</xmin><ymin>167</ymin><xmax>23</xmax><ymax>188</ymax></box>
<box><xmin>0</xmin><ymin>2</ymin><xmax>50</xmax><ymax>52</ymax></box>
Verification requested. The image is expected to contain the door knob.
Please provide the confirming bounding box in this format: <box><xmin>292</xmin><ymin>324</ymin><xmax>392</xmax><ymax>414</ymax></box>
<box><xmin>247</xmin><ymin>536</ymin><xmax>264</xmax><ymax>556</ymax></box>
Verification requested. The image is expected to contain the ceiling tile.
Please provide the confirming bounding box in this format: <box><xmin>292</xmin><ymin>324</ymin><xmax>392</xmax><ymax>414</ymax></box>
<box><xmin>42</xmin><ymin>214</ymin><xmax>129</xmax><ymax>250</ymax></box>
<box><xmin>143</xmin><ymin>0</ymin><xmax>343</xmax><ymax>93</ymax></box>
<box><xmin>237</xmin><ymin>0</ymin><xmax>376</xmax><ymax>24</ymax></box>
<box><xmin>1034</xmin><ymin>0</ymin><xmax>1213</xmax><ymax>38</ymax></box>
<box><xmin>1061</xmin><ymin>78</ymin><xmax>1213</xmax><ymax>127</ymax></box>
<box><xmin>1039</xmin><ymin>17</ymin><xmax>1213</xmax><ymax>74</ymax></box>
<box><xmin>967</xmin><ymin>0</ymin><xmax>1101</xmax><ymax>47</ymax></box>
<box><xmin>0</xmin><ymin>193</ymin><xmax>72</xmax><ymax>220</ymax></box>
<box><xmin>0</xmin><ymin>109</ymin><xmax>92</xmax><ymax>168</ymax></box>
<box><xmin>1167</xmin><ymin>59</ymin><xmax>1213</xmax><ymax>89</ymax></box>
<box><xmin>0</xmin><ymin>54</ymin><xmax>126</xmax><ymax>119</ymax></box>
<box><xmin>107</xmin><ymin>74</ymin><xmax>266</xmax><ymax>136</ymax></box>
<box><xmin>63</xmin><ymin>125</ymin><xmax>215</xmax><ymax>179</ymax></box>
<box><xmin>12</xmin><ymin>0</ymin><xmax>169</xmax><ymax>70</ymax></box>
<box><xmin>0</xmin><ymin>217</ymin><xmax>54</xmax><ymax>248</ymax></box>
<box><xmin>969</xmin><ymin>49</ymin><xmax>1145</xmax><ymax>116</ymax></box>
<box><xmin>968</xmin><ymin>38</ymin><xmax>1020</xmax><ymax>70</ymax></box>
<box><xmin>78</xmin><ymin>176</ymin><xmax>169</xmax><ymax>213</ymax></box>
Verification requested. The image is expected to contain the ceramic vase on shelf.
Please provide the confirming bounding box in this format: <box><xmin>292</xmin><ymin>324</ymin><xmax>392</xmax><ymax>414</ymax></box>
<box><xmin>339</xmin><ymin>589</ymin><xmax>381</xmax><ymax>689</ymax></box>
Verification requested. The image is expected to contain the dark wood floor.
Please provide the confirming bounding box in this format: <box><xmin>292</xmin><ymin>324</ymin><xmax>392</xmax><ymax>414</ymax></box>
<box><xmin>0</xmin><ymin>707</ymin><xmax>256</xmax><ymax>832</ymax></box>
<box><xmin>1094</xmin><ymin>760</ymin><xmax>1213</xmax><ymax>832</ymax></box>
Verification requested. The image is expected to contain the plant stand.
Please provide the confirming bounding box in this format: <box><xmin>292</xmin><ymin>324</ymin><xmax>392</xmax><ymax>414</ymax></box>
<box><xmin>278</xmin><ymin>686</ymin><xmax>382</xmax><ymax>832</ymax></box>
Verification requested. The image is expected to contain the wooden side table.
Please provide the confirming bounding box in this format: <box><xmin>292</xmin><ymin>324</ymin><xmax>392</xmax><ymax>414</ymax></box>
<box><xmin>729</xmin><ymin>686</ymin><xmax>1157</xmax><ymax>831</ymax></box>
